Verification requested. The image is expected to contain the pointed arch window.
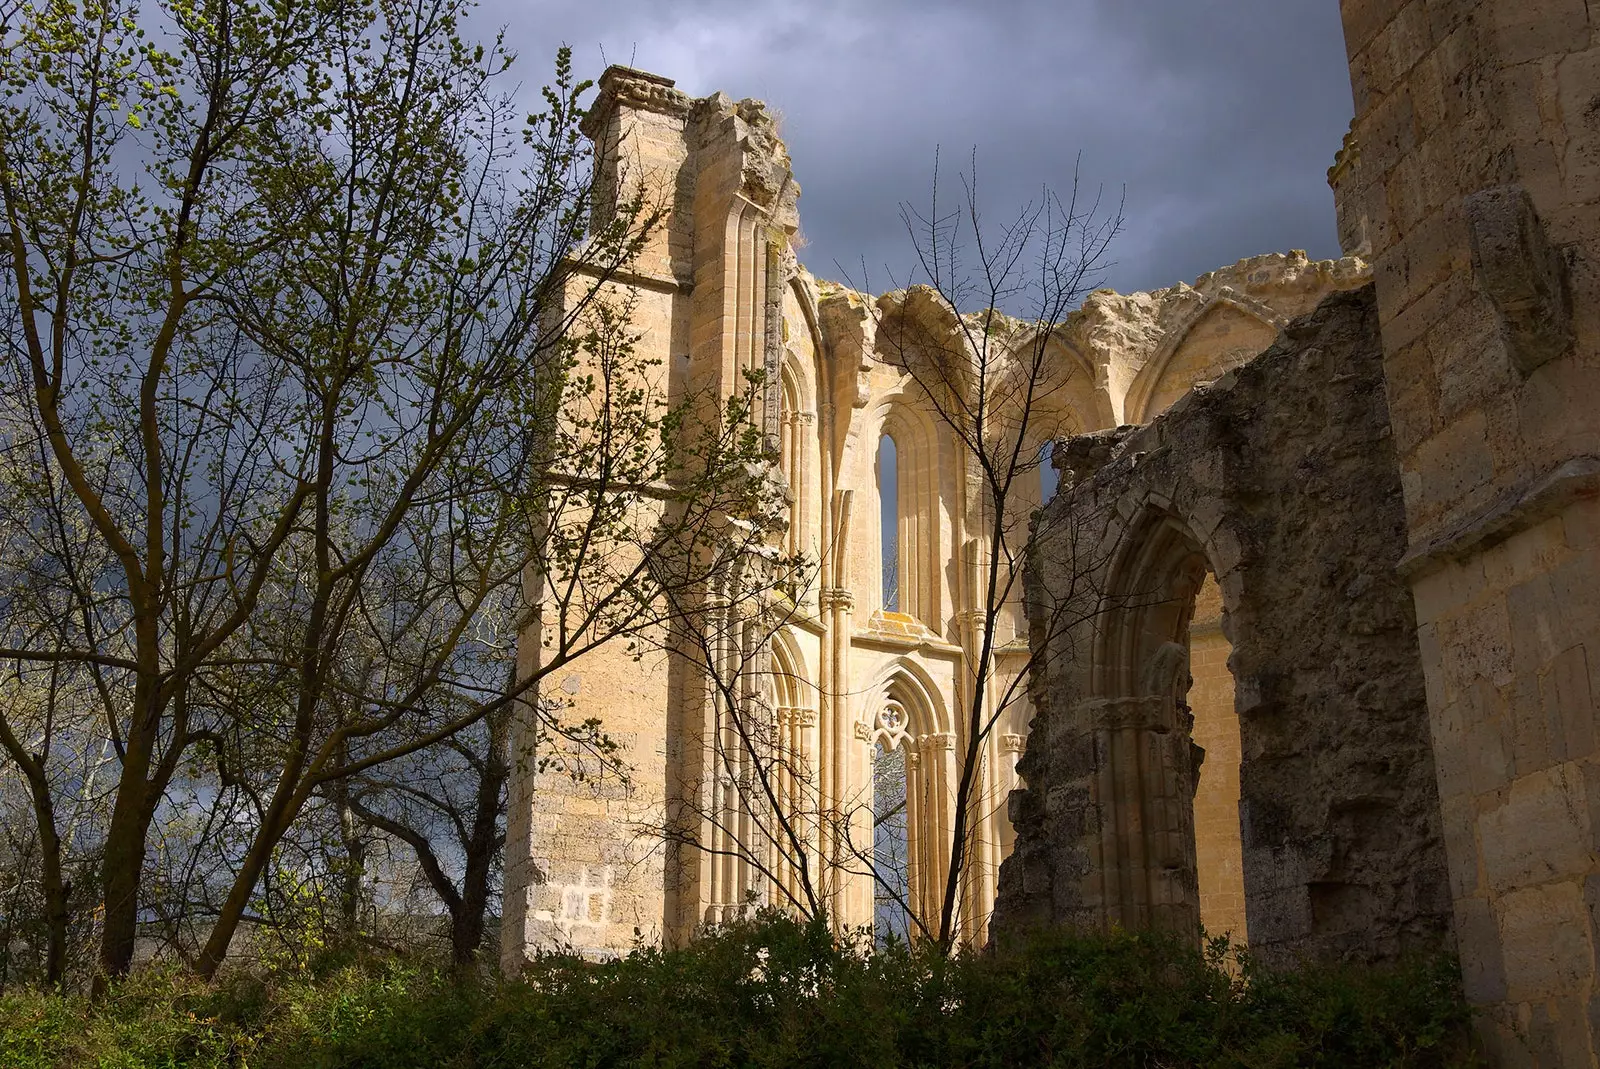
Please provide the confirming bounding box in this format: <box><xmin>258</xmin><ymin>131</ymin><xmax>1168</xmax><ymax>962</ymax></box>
<box><xmin>872</xmin><ymin>700</ymin><xmax>911</xmax><ymax>944</ymax></box>
<box><xmin>878</xmin><ymin>434</ymin><xmax>899</xmax><ymax>613</ymax></box>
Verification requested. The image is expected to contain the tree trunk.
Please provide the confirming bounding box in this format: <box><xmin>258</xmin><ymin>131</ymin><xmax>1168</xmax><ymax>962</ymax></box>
<box><xmin>0</xmin><ymin>724</ymin><xmax>71</xmax><ymax>988</ymax></box>
<box><xmin>449</xmin><ymin>900</ymin><xmax>485</xmax><ymax>967</ymax></box>
<box><xmin>95</xmin><ymin>784</ymin><xmax>151</xmax><ymax>994</ymax></box>
<box><xmin>453</xmin><ymin>709</ymin><xmax>509</xmax><ymax>967</ymax></box>
<box><xmin>194</xmin><ymin>785</ymin><xmax>301</xmax><ymax>980</ymax></box>
<box><xmin>94</xmin><ymin>663</ymin><xmax>166</xmax><ymax>994</ymax></box>
<box><xmin>333</xmin><ymin>744</ymin><xmax>366</xmax><ymax>938</ymax></box>
<box><xmin>38</xmin><ymin>818</ymin><xmax>70</xmax><ymax>989</ymax></box>
<box><xmin>94</xmin><ymin>703</ymin><xmax>161</xmax><ymax>993</ymax></box>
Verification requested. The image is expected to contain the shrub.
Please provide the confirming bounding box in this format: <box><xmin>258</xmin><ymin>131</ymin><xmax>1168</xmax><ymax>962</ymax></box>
<box><xmin>0</xmin><ymin>913</ymin><xmax>1478</xmax><ymax>1068</ymax></box>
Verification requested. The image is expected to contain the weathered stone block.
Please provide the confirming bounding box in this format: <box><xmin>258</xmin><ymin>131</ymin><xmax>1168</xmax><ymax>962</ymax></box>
<box><xmin>1410</xmin><ymin>408</ymin><xmax>1495</xmax><ymax>516</ymax></box>
<box><xmin>1543</xmin><ymin>644</ymin><xmax>1597</xmax><ymax>761</ymax></box>
<box><xmin>1456</xmin><ymin>895</ymin><xmax>1509</xmax><ymax>1001</ymax></box>
<box><xmin>1465</xmin><ymin>676</ymin><xmax>1517</xmax><ymax>793</ymax></box>
<box><xmin>1441</xmin><ymin>587</ymin><xmax>1515</xmax><ymax>690</ymax></box>
<box><xmin>1464</xmin><ymin>185</ymin><xmax>1575</xmax><ymax>374</ymax></box>
<box><xmin>1480</xmin><ymin>764</ymin><xmax>1595</xmax><ymax>896</ymax></box>
<box><xmin>1490</xmin><ymin>0</ymin><xmax>1590</xmax><ymax>64</ymax></box>
<box><xmin>1557</xmin><ymin>46</ymin><xmax>1600</xmax><ymax>205</ymax></box>
<box><xmin>1439</xmin><ymin>793</ymin><xmax>1483</xmax><ymax>897</ymax></box>
<box><xmin>1499</xmin><ymin>880</ymin><xmax>1596</xmax><ymax>1001</ymax></box>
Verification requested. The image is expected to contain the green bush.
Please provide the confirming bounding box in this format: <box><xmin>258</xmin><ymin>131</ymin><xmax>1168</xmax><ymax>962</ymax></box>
<box><xmin>0</xmin><ymin>913</ymin><xmax>1478</xmax><ymax>1068</ymax></box>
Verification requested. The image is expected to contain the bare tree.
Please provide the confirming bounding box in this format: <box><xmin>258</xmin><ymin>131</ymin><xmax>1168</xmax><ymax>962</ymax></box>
<box><xmin>863</xmin><ymin>153</ymin><xmax>1123</xmax><ymax>948</ymax></box>
<box><xmin>656</xmin><ymin>152</ymin><xmax>1126</xmax><ymax>952</ymax></box>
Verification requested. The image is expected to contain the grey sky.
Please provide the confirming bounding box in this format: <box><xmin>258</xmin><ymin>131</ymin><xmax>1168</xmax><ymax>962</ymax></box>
<box><xmin>489</xmin><ymin>1</ymin><xmax>1355</xmax><ymax>296</ymax></box>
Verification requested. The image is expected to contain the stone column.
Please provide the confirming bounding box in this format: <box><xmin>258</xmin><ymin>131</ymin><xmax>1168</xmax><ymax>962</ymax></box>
<box><xmin>1337</xmin><ymin>3</ymin><xmax>1600</xmax><ymax>1062</ymax></box>
<box><xmin>819</xmin><ymin>585</ymin><xmax>854</xmax><ymax>922</ymax></box>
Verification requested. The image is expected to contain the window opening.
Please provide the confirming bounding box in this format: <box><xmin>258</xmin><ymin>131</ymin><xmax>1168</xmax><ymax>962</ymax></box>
<box><xmin>872</xmin><ymin>700</ymin><xmax>912</xmax><ymax>944</ymax></box>
<box><xmin>878</xmin><ymin>434</ymin><xmax>900</xmax><ymax>612</ymax></box>
<box><xmin>1039</xmin><ymin>440</ymin><xmax>1059</xmax><ymax>505</ymax></box>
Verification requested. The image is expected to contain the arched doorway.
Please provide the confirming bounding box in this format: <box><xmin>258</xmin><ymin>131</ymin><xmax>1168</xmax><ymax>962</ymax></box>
<box><xmin>1087</xmin><ymin>510</ymin><xmax>1246</xmax><ymax>942</ymax></box>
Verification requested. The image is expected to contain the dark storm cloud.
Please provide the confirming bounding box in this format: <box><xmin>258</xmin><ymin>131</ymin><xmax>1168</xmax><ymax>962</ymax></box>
<box><xmin>482</xmin><ymin>0</ymin><xmax>1355</xmax><ymax>295</ymax></box>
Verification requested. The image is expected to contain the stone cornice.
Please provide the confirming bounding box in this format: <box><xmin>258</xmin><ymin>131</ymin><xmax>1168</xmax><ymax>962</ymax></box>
<box><xmin>581</xmin><ymin>66</ymin><xmax>693</xmax><ymax>139</ymax></box>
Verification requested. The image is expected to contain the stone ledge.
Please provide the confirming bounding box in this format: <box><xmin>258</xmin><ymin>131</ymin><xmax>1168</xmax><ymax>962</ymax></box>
<box><xmin>563</xmin><ymin>258</ymin><xmax>692</xmax><ymax>296</ymax></box>
<box><xmin>1398</xmin><ymin>455</ymin><xmax>1600</xmax><ymax>579</ymax></box>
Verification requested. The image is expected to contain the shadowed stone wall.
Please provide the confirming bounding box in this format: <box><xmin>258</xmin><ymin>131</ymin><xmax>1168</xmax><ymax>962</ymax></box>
<box><xmin>994</xmin><ymin>285</ymin><xmax>1454</xmax><ymax>964</ymax></box>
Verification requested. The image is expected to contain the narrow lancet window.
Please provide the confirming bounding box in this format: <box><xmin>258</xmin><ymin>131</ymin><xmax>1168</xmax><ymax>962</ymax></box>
<box><xmin>873</xmin><ymin>740</ymin><xmax>911</xmax><ymax>943</ymax></box>
<box><xmin>878</xmin><ymin>434</ymin><xmax>899</xmax><ymax>612</ymax></box>
<box><xmin>873</xmin><ymin>698</ymin><xmax>912</xmax><ymax>945</ymax></box>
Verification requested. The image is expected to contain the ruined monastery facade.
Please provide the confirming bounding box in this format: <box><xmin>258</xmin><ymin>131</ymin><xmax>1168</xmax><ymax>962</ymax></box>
<box><xmin>501</xmin><ymin>64</ymin><xmax>1370</xmax><ymax>960</ymax></box>
<box><xmin>507</xmin><ymin>1</ymin><xmax>1600</xmax><ymax>1062</ymax></box>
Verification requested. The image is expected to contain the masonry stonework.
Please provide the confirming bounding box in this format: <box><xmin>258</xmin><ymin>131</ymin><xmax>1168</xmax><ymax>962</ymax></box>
<box><xmin>994</xmin><ymin>285</ymin><xmax>1454</xmax><ymax>964</ymax></box>
<box><xmin>1333</xmin><ymin>1</ymin><xmax>1600</xmax><ymax>1062</ymax></box>
<box><xmin>501</xmin><ymin>65</ymin><xmax>1368</xmax><ymax>968</ymax></box>
<box><xmin>504</xmin><ymin>11</ymin><xmax>1600</xmax><ymax>1057</ymax></box>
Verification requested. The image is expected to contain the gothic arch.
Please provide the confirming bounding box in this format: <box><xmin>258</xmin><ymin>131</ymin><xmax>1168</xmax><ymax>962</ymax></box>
<box><xmin>1038</xmin><ymin>497</ymin><xmax>1252</xmax><ymax>938</ymax></box>
<box><xmin>769</xmin><ymin>627</ymin><xmax>814</xmax><ymax>715</ymax></box>
<box><xmin>782</xmin><ymin>280</ymin><xmax>822</xmax><ymax>409</ymax></box>
<box><xmin>1094</xmin><ymin>507</ymin><xmax>1222</xmax><ymax>702</ymax></box>
<box><xmin>861</xmin><ymin>660</ymin><xmax>956</xmax><ymax>931</ymax></box>
<box><xmin>779</xmin><ymin>278</ymin><xmax>825</xmax><ymax>570</ymax></box>
<box><xmin>1004</xmin><ymin>329</ymin><xmax>1117</xmax><ymax>439</ymax></box>
<box><xmin>861</xmin><ymin>392</ymin><xmax>944</xmax><ymax>627</ymax></box>
<box><xmin>863</xmin><ymin>657</ymin><xmax>953</xmax><ymax>739</ymax></box>
<box><xmin>1125</xmin><ymin>293</ymin><xmax>1284</xmax><ymax>424</ymax></box>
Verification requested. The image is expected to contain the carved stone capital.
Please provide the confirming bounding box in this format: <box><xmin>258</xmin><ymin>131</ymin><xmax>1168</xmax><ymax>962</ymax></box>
<box><xmin>820</xmin><ymin>588</ymin><xmax>854</xmax><ymax>612</ymax></box>
<box><xmin>778</xmin><ymin>705</ymin><xmax>818</xmax><ymax>728</ymax></box>
<box><xmin>1000</xmin><ymin>732</ymin><xmax>1026</xmax><ymax>755</ymax></box>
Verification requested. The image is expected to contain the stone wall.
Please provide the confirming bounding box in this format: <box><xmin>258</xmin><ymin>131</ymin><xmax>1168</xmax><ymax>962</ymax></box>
<box><xmin>994</xmin><ymin>285</ymin><xmax>1454</xmax><ymax>964</ymax></box>
<box><xmin>1335</xmin><ymin>0</ymin><xmax>1600</xmax><ymax>1061</ymax></box>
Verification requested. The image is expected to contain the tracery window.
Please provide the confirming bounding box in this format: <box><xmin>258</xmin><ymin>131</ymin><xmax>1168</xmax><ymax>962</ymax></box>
<box><xmin>872</xmin><ymin>701</ymin><xmax>912</xmax><ymax>943</ymax></box>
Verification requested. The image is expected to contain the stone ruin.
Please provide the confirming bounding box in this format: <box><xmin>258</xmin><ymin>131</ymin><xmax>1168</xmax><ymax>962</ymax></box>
<box><xmin>995</xmin><ymin>1</ymin><xmax>1600</xmax><ymax>1063</ymax></box>
<box><xmin>993</xmin><ymin>284</ymin><xmax>1454</xmax><ymax>965</ymax></box>
<box><xmin>502</xmin><ymin>1</ymin><xmax>1600</xmax><ymax>1063</ymax></box>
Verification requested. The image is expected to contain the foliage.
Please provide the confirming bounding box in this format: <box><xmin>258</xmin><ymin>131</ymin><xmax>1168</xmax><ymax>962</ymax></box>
<box><xmin>0</xmin><ymin>913</ymin><xmax>1479</xmax><ymax>1068</ymax></box>
<box><xmin>0</xmin><ymin>0</ymin><xmax>785</xmax><ymax>987</ymax></box>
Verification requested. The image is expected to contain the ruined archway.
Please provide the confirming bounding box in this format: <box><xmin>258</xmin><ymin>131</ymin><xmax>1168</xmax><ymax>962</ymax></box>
<box><xmin>1074</xmin><ymin>506</ymin><xmax>1246</xmax><ymax>939</ymax></box>
<box><xmin>994</xmin><ymin>286</ymin><xmax>1452</xmax><ymax>964</ymax></box>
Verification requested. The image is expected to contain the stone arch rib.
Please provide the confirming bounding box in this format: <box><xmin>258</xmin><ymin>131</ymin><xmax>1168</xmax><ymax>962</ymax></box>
<box><xmin>1125</xmin><ymin>293</ymin><xmax>1284</xmax><ymax>424</ymax></box>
